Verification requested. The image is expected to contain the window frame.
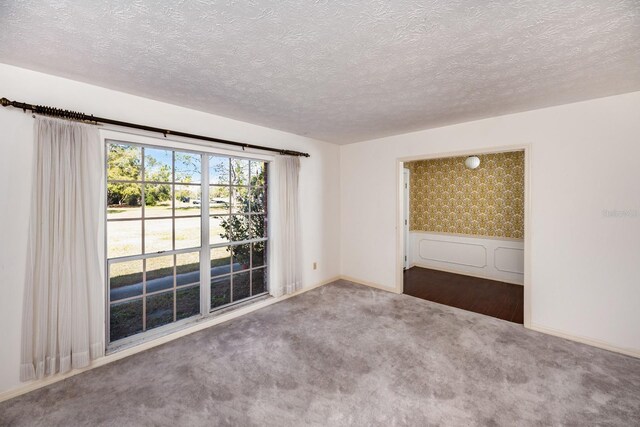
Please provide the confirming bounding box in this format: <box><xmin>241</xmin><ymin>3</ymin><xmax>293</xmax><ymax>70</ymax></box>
<box><xmin>104</xmin><ymin>134</ymin><xmax>272</xmax><ymax>350</ymax></box>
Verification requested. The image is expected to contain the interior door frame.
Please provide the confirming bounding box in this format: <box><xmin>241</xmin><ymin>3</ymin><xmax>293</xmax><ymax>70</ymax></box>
<box><xmin>395</xmin><ymin>144</ymin><xmax>532</xmax><ymax>328</ymax></box>
<box><xmin>403</xmin><ymin>168</ymin><xmax>410</xmax><ymax>269</ymax></box>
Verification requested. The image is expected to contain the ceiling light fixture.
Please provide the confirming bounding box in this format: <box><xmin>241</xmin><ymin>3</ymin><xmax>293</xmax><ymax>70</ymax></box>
<box><xmin>465</xmin><ymin>155</ymin><xmax>480</xmax><ymax>169</ymax></box>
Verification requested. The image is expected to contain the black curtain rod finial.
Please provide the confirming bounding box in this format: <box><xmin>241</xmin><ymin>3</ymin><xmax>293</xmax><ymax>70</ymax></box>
<box><xmin>0</xmin><ymin>96</ymin><xmax>311</xmax><ymax>157</ymax></box>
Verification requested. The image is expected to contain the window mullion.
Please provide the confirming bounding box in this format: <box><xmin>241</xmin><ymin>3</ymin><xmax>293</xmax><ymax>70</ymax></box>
<box><xmin>172</xmin><ymin>152</ymin><xmax>177</xmax><ymax>323</ymax></box>
<box><xmin>141</xmin><ymin>147</ymin><xmax>147</xmax><ymax>332</ymax></box>
<box><xmin>200</xmin><ymin>154</ymin><xmax>211</xmax><ymax>315</ymax></box>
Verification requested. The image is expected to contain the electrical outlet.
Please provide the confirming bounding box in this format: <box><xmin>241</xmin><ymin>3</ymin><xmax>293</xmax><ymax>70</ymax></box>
<box><xmin>313</xmin><ymin>262</ymin><xmax>317</xmax><ymax>270</ymax></box>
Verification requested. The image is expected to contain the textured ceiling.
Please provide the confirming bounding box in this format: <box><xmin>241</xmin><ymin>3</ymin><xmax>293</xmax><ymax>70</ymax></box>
<box><xmin>1</xmin><ymin>1</ymin><xmax>639</xmax><ymax>144</ymax></box>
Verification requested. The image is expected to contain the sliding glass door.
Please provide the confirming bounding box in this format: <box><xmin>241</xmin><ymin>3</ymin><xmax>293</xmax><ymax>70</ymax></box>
<box><xmin>106</xmin><ymin>140</ymin><xmax>268</xmax><ymax>345</ymax></box>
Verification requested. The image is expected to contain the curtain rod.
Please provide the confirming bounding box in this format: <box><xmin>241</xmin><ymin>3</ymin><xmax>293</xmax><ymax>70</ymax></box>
<box><xmin>0</xmin><ymin>97</ymin><xmax>310</xmax><ymax>158</ymax></box>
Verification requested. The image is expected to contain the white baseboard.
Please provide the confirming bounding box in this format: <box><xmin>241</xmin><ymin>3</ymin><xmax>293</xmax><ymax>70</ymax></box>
<box><xmin>339</xmin><ymin>275</ymin><xmax>400</xmax><ymax>294</ymax></box>
<box><xmin>410</xmin><ymin>262</ymin><xmax>524</xmax><ymax>286</ymax></box>
<box><xmin>0</xmin><ymin>276</ymin><xmax>339</xmax><ymax>403</ymax></box>
<box><xmin>528</xmin><ymin>323</ymin><xmax>640</xmax><ymax>359</ymax></box>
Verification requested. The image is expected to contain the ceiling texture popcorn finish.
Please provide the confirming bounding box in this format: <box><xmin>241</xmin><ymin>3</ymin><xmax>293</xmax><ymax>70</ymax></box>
<box><xmin>1</xmin><ymin>1</ymin><xmax>639</xmax><ymax>144</ymax></box>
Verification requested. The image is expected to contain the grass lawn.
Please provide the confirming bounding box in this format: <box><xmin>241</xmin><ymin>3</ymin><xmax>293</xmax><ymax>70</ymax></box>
<box><xmin>110</xmin><ymin>284</ymin><xmax>202</xmax><ymax>341</ymax></box>
<box><xmin>107</xmin><ymin>204</ymin><xmax>264</xmax><ymax>341</ymax></box>
<box><xmin>108</xmin><ymin>204</ymin><xmax>230</xmax><ymax>278</ymax></box>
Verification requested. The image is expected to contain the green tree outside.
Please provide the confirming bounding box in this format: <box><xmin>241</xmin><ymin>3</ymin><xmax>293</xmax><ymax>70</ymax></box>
<box><xmin>107</xmin><ymin>145</ymin><xmax>173</xmax><ymax>206</ymax></box>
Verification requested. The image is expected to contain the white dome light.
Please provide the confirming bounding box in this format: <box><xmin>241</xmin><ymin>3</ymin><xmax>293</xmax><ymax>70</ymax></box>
<box><xmin>465</xmin><ymin>155</ymin><xmax>480</xmax><ymax>169</ymax></box>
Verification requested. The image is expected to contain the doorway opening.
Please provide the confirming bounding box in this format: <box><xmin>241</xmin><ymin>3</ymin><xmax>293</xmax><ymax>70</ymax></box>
<box><xmin>399</xmin><ymin>148</ymin><xmax>528</xmax><ymax>324</ymax></box>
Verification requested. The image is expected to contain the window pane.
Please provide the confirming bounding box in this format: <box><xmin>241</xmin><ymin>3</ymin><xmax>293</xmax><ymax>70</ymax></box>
<box><xmin>252</xmin><ymin>241</ymin><xmax>266</xmax><ymax>268</ymax></box>
<box><xmin>144</xmin><ymin>219</ymin><xmax>173</xmax><ymax>253</ymax></box>
<box><xmin>209</xmin><ymin>186</ymin><xmax>230</xmax><ymax>215</ymax></box>
<box><xmin>231</xmin><ymin>215</ymin><xmax>250</xmax><ymax>241</ymax></box>
<box><xmin>211</xmin><ymin>246</ymin><xmax>231</xmax><ymax>277</ymax></box>
<box><xmin>108</xmin><ymin>220</ymin><xmax>142</xmax><ymax>258</ymax></box>
<box><xmin>144</xmin><ymin>184</ymin><xmax>172</xmax><ymax>218</ymax></box>
<box><xmin>109</xmin><ymin>260</ymin><xmax>143</xmax><ymax>302</ymax></box>
<box><xmin>107</xmin><ymin>143</ymin><xmax>268</xmax><ymax>343</ymax></box>
<box><xmin>209</xmin><ymin>156</ymin><xmax>229</xmax><ymax>185</ymax></box>
<box><xmin>146</xmin><ymin>291</ymin><xmax>174</xmax><ymax>330</ymax></box>
<box><xmin>175</xmin><ymin>152</ymin><xmax>201</xmax><ymax>184</ymax></box>
<box><xmin>175</xmin><ymin>217</ymin><xmax>201</xmax><ymax>250</ymax></box>
<box><xmin>176</xmin><ymin>252</ymin><xmax>200</xmax><ymax>287</ymax></box>
<box><xmin>249</xmin><ymin>188</ymin><xmax>265</xmax><ymax>213</ymax></box>
<box><xmin>108</xmin><ymin>143</ymin><xmax>141</xmax><ymax>181</ymax></box>
<box><xmin>252</xmin><ymin>268</ymin><xmax>267</xmax><ymax>295</ymax></box>
<box><xmin>110</xmin><ymin>298</ymin><xmax>143</xmax><ymax>342</ymax></box>
<box><xmin>251</xmin><ymin>214</ymin><xmax>266</xmax><ymax>239</ymax></box>
<box><xmin>210</xmin><ymin>215</ymin><xmax>230</xmax><ymax>245</ymax></box>
<box><xmin>211</xmin><ymin>276</ymin><xmax>231</xmax><ymax>308</ymax></box>
<box><xmin>232</xmin><ymin>244</ymin><xmax>251</xmax><ymax>272</ymax></box>
<box><xmin>250</xmin><ymin>160</ymin><xmax>266</xmax><ymax>187</ymax></box>
<box><xmin>231</xmin><ymin>187</ymin><xmax>250</xmax><ymax>214</ymax></box>
<box><xmin>145</xmin><ymin>255</ymin><xmax>174</xmax><ymax>294</ymax></box>
<box><xmin>175</xmin><ymin>185</ymin><xmax>201</xmax><ymax>217</ymax></box>
<box><xmin>231</xmin><ymin>158</ymin><xmax>250</xmax><ymax>185</ymax></box>
<box><xmin>176</xmin><ymin>285</ymin><xmax>200</xmax><ymax>320</ymax></box>
<box><xmin>144</xmin><ymin>147</ymin><xmax>172</xmax><ymax>182</ymax></box>
<box><xmin>107</xmin><ymin>183</ymin><xmax>141</xmax><ymax>219</ymax></box>
<box><xmin>233</xmin><ymin>271</ymin><xmax>250</xmax><ymax>301</ymax></box>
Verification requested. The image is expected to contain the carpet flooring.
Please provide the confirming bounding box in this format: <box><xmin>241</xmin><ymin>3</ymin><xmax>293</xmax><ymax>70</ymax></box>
<box><xmin>1</xmin><ymin>280</ymin><xmax>639</xmax><ymax>426</ymax></box>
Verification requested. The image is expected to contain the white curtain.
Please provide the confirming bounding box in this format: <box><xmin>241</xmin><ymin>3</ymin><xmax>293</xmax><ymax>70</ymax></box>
<box><xmin>20</xmin><ymin>118</ymin><xmax>104</xmax><ymax>381</ymax></box>
<box><xmin>272</xmin><ymin>155</ymin><xmax>302</xmax><ymax>297</ymax></box>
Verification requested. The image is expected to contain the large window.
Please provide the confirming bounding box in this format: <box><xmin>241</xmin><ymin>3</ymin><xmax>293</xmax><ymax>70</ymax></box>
<box><xmin>106</xmin><ymin>141</ymin><xmax>268</xmax><ymax>344</ymax></box>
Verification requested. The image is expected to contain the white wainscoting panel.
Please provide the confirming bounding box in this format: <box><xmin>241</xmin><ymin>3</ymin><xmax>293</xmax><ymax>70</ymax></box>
<box><xmin>494</xmin><ymin>247</ymin><xmax>525</xmax><ymax>274</ymax></box>
<box><xmin>418</xmin><ymin>239</ymin><xmax>487</xmax><ymax>268</ymax></box>
<box><xmin>410</xmin><ymin>232</ymin><xmax>524</xmax><ymax>285</ymax></box>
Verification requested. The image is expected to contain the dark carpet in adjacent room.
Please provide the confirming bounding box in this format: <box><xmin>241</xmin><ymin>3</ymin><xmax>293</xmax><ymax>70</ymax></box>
<box><xmin>404</xmin><ymin>266</ymin><xmax>524</xmax><ymax>323</ymax></box>
<box><xmin>1</xmin><ymin>281</ymin><xmax>638</xmax><ymax>426</ymax></box>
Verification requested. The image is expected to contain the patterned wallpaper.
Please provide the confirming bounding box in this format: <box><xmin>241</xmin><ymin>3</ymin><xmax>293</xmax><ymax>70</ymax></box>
<box><xmin>406</xmin><ymin>151</ymin><xmax>524</xmax><ymax>239</ymax></box>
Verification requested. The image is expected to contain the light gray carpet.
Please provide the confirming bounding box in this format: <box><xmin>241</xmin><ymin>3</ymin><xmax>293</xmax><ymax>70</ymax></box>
<box><xmin>1</xmin><ymin>280</ymin><xmax>639</xmax><ymax>426</ymax></box>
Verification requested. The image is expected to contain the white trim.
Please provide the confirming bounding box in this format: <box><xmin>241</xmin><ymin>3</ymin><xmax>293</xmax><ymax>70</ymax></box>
<box><xmin>398</xmin><ymin>145</ymin><xmax>526</xmax><ymax>163</ymax></box>
<box><xmin>0</xmin><ymin>276</ymin><xmax>339</xmax><ymax>403</ymax></box>
<box><xmin>522</xmin><ymin>145</ymin><xmax>532</xmax><ymax>328</ymax></box>
<box><xmin>415</xmin><ymin>230</ymin><xmax>524</xmax><ymax>242</ymax></box>
<box><xmin>403</xmin><ymin>168</ymin><xmax>410</xmax><ymax>270</ymax></box>
<box><xmin>395</xmin><ymin>144</ymin><xmax>532</xmax><ymax>327</ymax></box>
<box><xmin>529</xmin><ymin>323</ymin><xmax>640</xmax><ymax>359</ymax></box>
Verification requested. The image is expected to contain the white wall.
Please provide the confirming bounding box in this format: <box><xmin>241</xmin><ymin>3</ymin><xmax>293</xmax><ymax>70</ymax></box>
<box><xmin>2</xmin><ymin>62</ymin><xmax>639</xmax><ymax>398</ymax></box>
<box><xmin>0</xmin><ymin>63</ymin><xmax>341</xmax><ymax>396</ymax></box>
<box><xmin>341</xmin><ymin>91</ymin><xmax>640</xmax><ymax>355</ymax></box>
<box><xmin>410</xmin><ymin>232</ymin><xmax>524</xmax><ymax>285</ymax></box>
